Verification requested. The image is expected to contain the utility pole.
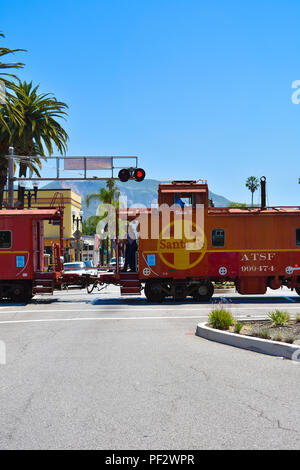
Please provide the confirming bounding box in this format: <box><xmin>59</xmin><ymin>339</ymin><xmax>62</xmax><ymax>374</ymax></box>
<box><xmin>7</xmin><ymin>146</ymin><xmax>15</xmax><ymax>207</ymax></box>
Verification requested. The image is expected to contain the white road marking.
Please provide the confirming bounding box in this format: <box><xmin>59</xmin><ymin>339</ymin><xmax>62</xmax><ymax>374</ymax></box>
<box><xmin>0</xmin><ymin>305</ymin><xmax>300</xmax><ymax>314</ymax></box>
<box><xmin>0</xmin><ymin>315</ymin><xmax>270</xmax><ymax>326</ymax></box>
<box><xmin>0</xmin><ymin>315</ymin><xmax>208</xmax><ymax>325</ymax></box>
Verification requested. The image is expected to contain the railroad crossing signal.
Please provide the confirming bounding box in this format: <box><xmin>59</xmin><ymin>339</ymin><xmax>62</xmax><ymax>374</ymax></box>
<box><xmin>5</xmin><ymin>150</ymin><xmax>144</xmax><ymax>182</ymax></box>
<box><xmin>118</xmin><ymin>167</ymin><xmax>146</xmax><ymax>183</ymax></box>
<box><xmin>73</xmin><ymin>230</ymin><xmax>82</xmax><ymax>240</ymax></box>
<box><xmin>5</xmin><ymin>149</ymin><xmax>146</xmax><ymax>208</ymax></box>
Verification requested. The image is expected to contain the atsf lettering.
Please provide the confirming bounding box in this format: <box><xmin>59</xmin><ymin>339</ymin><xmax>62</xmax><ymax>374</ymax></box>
<box><xmin>241</xmin><ymin>252</ymin><xmax>276</xmax><ymax>262</ymax></box>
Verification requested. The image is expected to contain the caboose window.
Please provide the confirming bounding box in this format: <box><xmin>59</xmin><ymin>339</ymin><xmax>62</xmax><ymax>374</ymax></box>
<box><xmin>174</xmin><ymin>194</ymin><xmax>194</xmax><ymax>207</ymax></box>
<box><xmin>296</xmin><ymin>229</ymin><xmax>300</xmax><ymax>246</ymax></box>
<box><xmin>0</xmin><ymin>231</ymin><xmax>11</xmax><ymax>249</ymax></box>
<box><xmin>212</xmin><ymin>229</ymin><xmax>225</xmax><ymax>247</ymax></box>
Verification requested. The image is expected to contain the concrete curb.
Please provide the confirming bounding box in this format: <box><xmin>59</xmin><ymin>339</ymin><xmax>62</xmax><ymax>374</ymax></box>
<box><xmin>196</xmin><ymin>322</ymin><xmax>300</xmax><ymax>360</ymax></box>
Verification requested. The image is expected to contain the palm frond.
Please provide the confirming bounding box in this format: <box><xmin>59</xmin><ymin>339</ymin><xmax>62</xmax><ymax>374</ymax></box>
<box><xmin>86</xmin><ymin>192</ymin><xmax>101</xmax><ymax>208</ymax></box>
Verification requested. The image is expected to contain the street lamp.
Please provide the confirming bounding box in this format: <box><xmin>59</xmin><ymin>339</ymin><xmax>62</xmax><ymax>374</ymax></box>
<box><xmin>19</xmin><ymin>178</ymin><xmax>39</xmax><ymax>208</ymax></box>
<box><xmin>72</xmin><ymin>210</ymin><xmax>83</xmax><ymax>230</ymax></box>
<box><xmin>72</xmin><ymin>210</ymin><xmax>84</xmax><ymax>261</ymax></box>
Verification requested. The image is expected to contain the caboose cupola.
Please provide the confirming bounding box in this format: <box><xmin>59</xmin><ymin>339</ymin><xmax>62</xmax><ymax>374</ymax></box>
<box><xmin>158</xmin><ymin>179</ymin><xmax>209</xmax><ymax>208</ymax></box>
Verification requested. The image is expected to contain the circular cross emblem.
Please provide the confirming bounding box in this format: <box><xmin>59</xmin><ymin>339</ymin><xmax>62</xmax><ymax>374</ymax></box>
<box><xmin>219</xmin><ymin>267</ymin><xmax>227</xmax><ymax>276</ymax></box>
<box><xmin>285</xmin><ymin>266</ymin><xmax>293</xmax><ymax>275</ymax></box>
<box><xmin>157</xmin><ymin>220</ymin><xmax>207</xmax><ymax>270</ymax></box>
<box><xmin>143</xmin><ymin>267</ymin><xmax>150</xmax><ymax>276</ymax></box>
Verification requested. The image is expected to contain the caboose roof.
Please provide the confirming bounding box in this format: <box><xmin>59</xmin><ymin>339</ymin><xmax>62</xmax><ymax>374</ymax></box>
<box><xmin>208</xmin><ymin>206</ymin><xmax>300</xmax><ymax>214</ymax></box>
<box><xmin>159</xmin><ymin>187</ymin><xmax>207</xmax><ymax>194</ymax></box>
<box><xmin>0</xmin><ymin>208</ymin><xmax>61</xmax><ymax>219</ymax></box>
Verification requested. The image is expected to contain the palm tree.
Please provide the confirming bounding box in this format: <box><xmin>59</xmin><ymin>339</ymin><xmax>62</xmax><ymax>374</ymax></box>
<box><xmin>86</xmin><ymin>179</ymin><xmax>120</xmax><ymax>264</ymax></box>
<box><xmin>0</xmin><ymin>32</ymin><xmax>26</xmax><ymax>204</ymax></box>
<box><xmin>0</xmin><ymin>80</ymin><xmax>68</xmax><ymax>206</ymax></box>
<box><xmin>0</xmin><ymin>31</ymin><xmax>25</xmax><ymax>87</ymax></box>
<box><xmin>86</xmin><ymin>179</ymin><xmax>119</xmax><ymax>209</ymax></box>
<box><xmin>245</xmin><ymin>176</ymin><xmax>259</xmax><ymax>207</ymax></box>
<box><xmin>0</xmin><ymin>32</ymin><xmax>26</xmax><ymax>131</ymax></box>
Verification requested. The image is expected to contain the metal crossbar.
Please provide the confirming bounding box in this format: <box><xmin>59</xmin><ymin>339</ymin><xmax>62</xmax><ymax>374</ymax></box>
<box><xmin>5</xmin><ymin>155</ymin><xmax>139</xmax><ymax>181</ymax></box>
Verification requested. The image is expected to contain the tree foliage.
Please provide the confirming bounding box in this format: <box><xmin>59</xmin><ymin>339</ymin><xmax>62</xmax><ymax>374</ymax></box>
<box><xmin>82</xmin><ymin>216</ymin><xmax>100</xmax><ymax>236</ymax></box>
<box><xmin>85</xmin><ymin>180</ymin><xmax>120</xmax><ymax>260</ymax></box>
<box><xmin>0</xmin><ymin>31</ymin><xmax>26</xmax><ymax>132</ymax></box>
<box><xmin>0</xmin><ymin>32</ymin><xmax>69</xmax><ymax>207</ymax></box>
<box><xmin>85</xmin><ymin>179</ymin><xmax>119</xmax><ymax>209</ymax></box>
<box><xmin>245</xmin><ymin>176</ymin><xmax>259</xmax><ymax>207</ymax></box>
<box><xmin>229</xmin><ymin>201</ymin><xmax>247</xmax><ymax>207</ymax></box>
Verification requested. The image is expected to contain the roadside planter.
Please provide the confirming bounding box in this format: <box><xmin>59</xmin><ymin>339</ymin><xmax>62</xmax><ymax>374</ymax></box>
<box><xmin>196</xmin><ymin>309</ymin><xmax>300</xmax><ymax>360</ymax></box>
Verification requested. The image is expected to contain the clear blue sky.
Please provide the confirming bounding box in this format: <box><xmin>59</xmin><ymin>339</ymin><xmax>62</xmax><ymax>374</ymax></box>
<box><xmin>2</xmin><ymin>0</ymin><xmax>300</xmax><ymax>205</ymax></box>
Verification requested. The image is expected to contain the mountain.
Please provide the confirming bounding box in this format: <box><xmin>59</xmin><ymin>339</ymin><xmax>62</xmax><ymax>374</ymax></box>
<box><xmin>42</xmin><ymin>179</ymin><xmax>232</xmax><ymax>219</ymax></box>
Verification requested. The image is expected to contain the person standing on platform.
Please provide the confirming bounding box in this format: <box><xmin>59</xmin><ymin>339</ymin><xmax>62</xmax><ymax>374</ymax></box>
<box><xmin>122</xmin><ymin>226</ymin><xmax>137</xmax><ymax>272</ymax></box>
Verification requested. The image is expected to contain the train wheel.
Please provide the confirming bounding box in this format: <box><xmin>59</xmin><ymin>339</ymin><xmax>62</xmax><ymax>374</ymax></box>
<box><xmin>174</xmin><ymin>284</ymin><xmax>187</xmax><ymax>302</ymax></box>
<box><xmin>144</xmin><ymin>281</ymin><xmax>165</xmax><ymax>303</ymax></box>
<box><xmin>11</xmin><ymin>284</ymin><xmax>32</xmax><ymax>302</ymax></box>
<box><xmin>193</xmin><ymin>282</ymin><xmax>214</xmax><ymax>302</ymax></box>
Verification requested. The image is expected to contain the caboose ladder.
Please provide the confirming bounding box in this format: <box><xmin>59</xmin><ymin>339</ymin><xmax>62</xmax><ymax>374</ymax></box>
<box><xmin>119</xmin><ymin>272</ymin><xmax>141</xmax><ymax>295</ymax></box>
<box><xmin>33</xmin><ymin>272</ymin><xmax>54</xmax><ymax>295</ymax></box>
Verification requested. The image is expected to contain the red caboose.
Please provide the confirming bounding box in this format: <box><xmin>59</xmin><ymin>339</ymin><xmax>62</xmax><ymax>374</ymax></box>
<box><xmin>110</xmin><ymin>180</ymin><xmax>300</xmax><ymax>302</ymax></box>
<box><xmin>0</xmin><ymin>209</ymin><xmax>62</xmax><ymax>301</ymax></box>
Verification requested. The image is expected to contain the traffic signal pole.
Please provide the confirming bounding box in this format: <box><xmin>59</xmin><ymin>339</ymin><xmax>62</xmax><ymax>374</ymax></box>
<box><xmin>7</xmin><ymin>147</ymin><xmax>15</xmax><ymax>207</ymax></box>
<box><xmin>5</xmin><ymin>155</ymin><xmax>144</xmax><ymax>182</ymax></box>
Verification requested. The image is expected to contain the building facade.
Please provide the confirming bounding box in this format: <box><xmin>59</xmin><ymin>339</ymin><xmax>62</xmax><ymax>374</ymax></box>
<box><xmin>4</xmin><ymin>188</ymin><xmax>82</xmax><ymax>262</ymax></box>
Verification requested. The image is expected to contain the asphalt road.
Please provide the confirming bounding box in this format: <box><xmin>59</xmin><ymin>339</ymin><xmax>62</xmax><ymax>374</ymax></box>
<box><xmin>0</xmin><ymin>286</ymin><xmax>300</xmax><ymax>450</ymax></box>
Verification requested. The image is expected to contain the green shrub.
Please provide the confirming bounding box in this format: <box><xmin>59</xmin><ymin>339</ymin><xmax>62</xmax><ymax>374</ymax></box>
<box><xmin>268</xmin><ymin>310</ymin><xmax>290</xmax><ymax>326</ymax></box>
<box><xmin>273</xmin><ymin>332</ymin><xmax>283</xmax><ymax>342</ymax></box>
<box><xmin>234</xmin><ymin>322</ymin><xmax>243</xmax><ymax>334</ymax></box>
<box><xmin>253</xmin><ymin>328</ymin><xmax>271</xmax><ymax>340</ymax></box>
<box><xmin>208</xmin><ymin>309</ymin><xmax>234</xmax><ymax>330</ymax></box>
<box><xmin>284</xmin><ymin>335</ymin><xmax>295</xmax><ymax>344</ymax></box>
<box><xmin>295</xmin><ymin>314</ymin><xmax>300</xmax><ymax>323</ymax></box>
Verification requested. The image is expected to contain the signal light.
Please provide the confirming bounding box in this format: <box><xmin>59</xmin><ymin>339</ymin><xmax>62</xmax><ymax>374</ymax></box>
<box><xmin>118</xmin><ymin>167</ymin><xmax>146</xmax><ymax>182</ymax></box>
<box><xmin>118</xmin><ymin>168</ymin><xmax>131</xmax><ymax>182</ymax></box>
<box><xmin>134</xmin><ymin>168</ymin><xmax>146</xmax><ymax>182</ymax></box>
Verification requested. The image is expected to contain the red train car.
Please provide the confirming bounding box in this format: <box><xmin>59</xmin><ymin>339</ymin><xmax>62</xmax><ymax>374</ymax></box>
<box><xmin>2</xmin><ymin>179</ymin><xmax>300</xmax><ymax>304</ymax></box>
<box><xmin>0</xmin><ymin>209</ymin><xmax>62</xmax><ymax>301</ymax></box>
<box><xmin>110</xmin><ymin>179</ymin><xmax>300</xmax><ymax>302</ymax></box>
